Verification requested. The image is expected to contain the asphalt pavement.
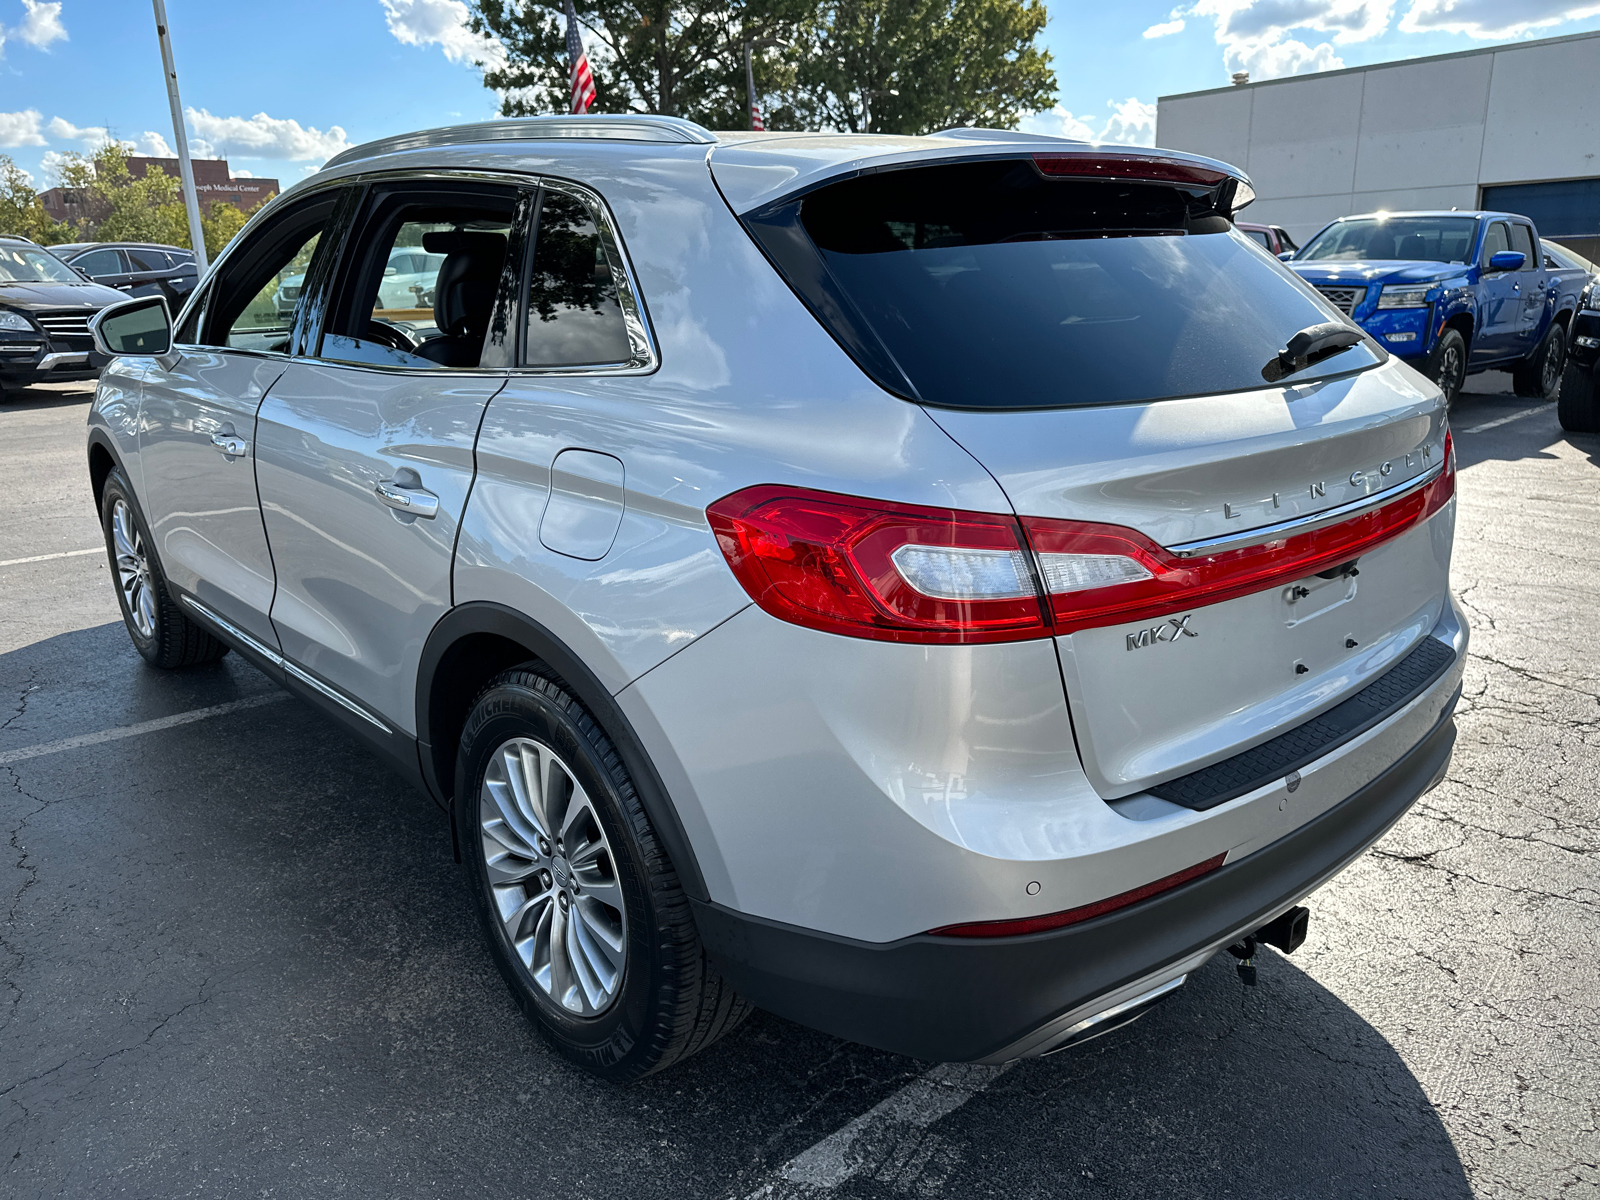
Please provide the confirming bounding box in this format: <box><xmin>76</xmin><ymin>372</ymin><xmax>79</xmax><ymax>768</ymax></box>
<box><xmin>1</xmin><ymin>375</ymin><xmax>1596</xmax><ymax>1200</ymax></box>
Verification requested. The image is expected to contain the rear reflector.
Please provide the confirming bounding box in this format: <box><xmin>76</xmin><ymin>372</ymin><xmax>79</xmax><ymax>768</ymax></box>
<box><xmin>928</xmin><ymin>854</ymin><xmax>1228</xmax><ymax>938</ymax></box>
<box><xmin>708</xmin><ymin>435</ymin><xmax>1453</xmax><ymax>644</ymax></box>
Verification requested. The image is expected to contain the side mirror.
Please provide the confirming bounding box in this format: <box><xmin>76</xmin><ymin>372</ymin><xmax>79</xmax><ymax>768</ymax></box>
<box><xmin>1488</xmin><ymin>250</ymin><xmax>1526</xmax><ymax>273</ymax></box>
<box><xmin>1277</xmin><ymin>250</ymin><xmax>1295</xmax><ymax>261</ymax></box>
<box><xmin>384</xmin><ymin>266</ymin><xmax>398</xmax><ymax>276</ymax></box>
<box><xmin>90</xmin><ymin>295</ymin><xmax>173</xmax><ymax>357</ymax></box>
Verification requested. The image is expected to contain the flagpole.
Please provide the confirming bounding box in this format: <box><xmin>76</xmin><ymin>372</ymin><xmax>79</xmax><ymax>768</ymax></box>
<box><xmin>151</xmin><ymin>0</ymin><xmax>208</xmax><ymax>272</ymax></box>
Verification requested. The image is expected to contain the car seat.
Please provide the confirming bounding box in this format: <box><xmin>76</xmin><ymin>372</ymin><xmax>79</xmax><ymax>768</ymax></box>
<box><xmin>415</xmin><ymin>230</ymin><xmax>507</xmax><ymax>367</ymax></box>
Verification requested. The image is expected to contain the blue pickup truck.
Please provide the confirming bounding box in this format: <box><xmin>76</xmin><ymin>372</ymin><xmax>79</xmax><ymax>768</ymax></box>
<box><xmin>1288</xmin><ymin>211</ymin><xmax>1588</xmax><ymax>405</ymax></box>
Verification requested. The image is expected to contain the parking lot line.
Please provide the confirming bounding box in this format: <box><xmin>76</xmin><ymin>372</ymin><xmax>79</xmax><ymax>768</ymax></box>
<box><xmin>743</xmin><ymin>1062</ymin><xmax>1013</xmax><ymax>1198</ymax></box>
<box><xmin>0</xmin><ymin>547</ymin><xmax>102</xmax><ymax>569</ymax></box>
<box><xmin>1458</xmin><ymin>402</ymin><xmax>1555</xmax><ymax>435</ymax></box>
<box><xmin>0</xmin><ymin>693</ymin><xmax>291</xmax><ymax>766</ymax></box>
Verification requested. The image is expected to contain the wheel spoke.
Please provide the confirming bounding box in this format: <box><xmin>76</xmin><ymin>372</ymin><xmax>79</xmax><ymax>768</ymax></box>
<box><xmin>502</xmin><ymin>744</ymin><xmax>549</xmax><ymax>841</ymax></box>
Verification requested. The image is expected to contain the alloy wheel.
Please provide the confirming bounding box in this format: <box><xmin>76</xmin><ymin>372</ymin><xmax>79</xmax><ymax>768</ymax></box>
<box><xmin>1542</xmin><ymin>338</ymin><xmax>1563</xmax><ymax>395</ymax></box>
<box><xmin>111</xmin><ymin>498</ymin><xmax>157</xmax><ymax>639</ymax></box>
<box><xmin>479</xmin><ymin>736</ymin><xmax>627</xmax><ymax>1016</ymax></box>
<box><xmin>1437</xmin><ymin>342</ymin><xmax>1463</xmax><ymax>402</ymax></box>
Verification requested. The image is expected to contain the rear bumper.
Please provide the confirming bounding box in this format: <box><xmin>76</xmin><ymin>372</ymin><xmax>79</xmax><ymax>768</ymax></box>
<box><xmin>694</xmin><ymin>684</ymin><xmax>1458</xmax><ymax>1063</ymax></box>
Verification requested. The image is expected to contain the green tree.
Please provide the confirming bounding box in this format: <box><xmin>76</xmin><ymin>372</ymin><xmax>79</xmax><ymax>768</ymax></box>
<box><xmin>780</xmin><ymin>0</ymin><xmax>1054</xmax><ymax>134</ymax></box>
<box><xmin>469</xmin><ymin>0</ymin><xmax>807</xmax><ymax>128</ymax></box>
<box><xmin>0</xmin><ymin>155</ymin><xmax>70</xmax><ymax>243</ymax></box>
<box><xmin>86</xmin><ymin>145</ymin><xmax>192</xmax><ymax>247</ymax></box>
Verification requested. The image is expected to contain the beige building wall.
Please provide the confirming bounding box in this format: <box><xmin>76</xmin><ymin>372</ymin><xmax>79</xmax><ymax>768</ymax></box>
<box><xmin>1156</xmin><ymin>30</ymin><xmax>1600</xmax><ymax>245</ymax></box>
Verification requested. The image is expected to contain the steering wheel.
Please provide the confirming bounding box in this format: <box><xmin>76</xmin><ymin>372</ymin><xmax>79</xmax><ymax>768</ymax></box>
<box><xmin>364</xmin><ymin>320</ymin><xmax>416</xmax><ymax>353</ymax></box>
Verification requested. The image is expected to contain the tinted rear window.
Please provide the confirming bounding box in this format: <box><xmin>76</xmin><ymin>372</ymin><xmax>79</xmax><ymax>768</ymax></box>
<box><xmin>747</xmin><ymin>159</ymin><xmax>1380</xmax><ymax>410</ymax></box>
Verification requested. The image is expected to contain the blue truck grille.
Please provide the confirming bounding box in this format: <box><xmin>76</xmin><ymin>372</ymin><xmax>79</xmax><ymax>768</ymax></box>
<box><xmin>1315</xmin><ymin>286</ymin><xmax>1366</xmax><ymax>316</ymax></box>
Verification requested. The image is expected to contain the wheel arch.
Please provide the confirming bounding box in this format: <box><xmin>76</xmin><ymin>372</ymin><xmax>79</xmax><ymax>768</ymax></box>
<box><xmin>417</xmin><ymin>601</ymin><xmax>709</xmax><ymax>901</ymax></box>
<box><xmin>86</xmin><ymin>429</ymin><xmax>121</xmax><ymax>513</ymax></box>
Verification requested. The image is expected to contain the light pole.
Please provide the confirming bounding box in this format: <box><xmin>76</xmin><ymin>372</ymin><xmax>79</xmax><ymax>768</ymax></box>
<box><xmin>860</xmin><ymin>87</ymin><xmax>898</xmax><ymax>134</ymax></box>
<box><xmin>151</xmin><ymin>0</ymin><xmax>208</xmax><ymax>272</ymax></box>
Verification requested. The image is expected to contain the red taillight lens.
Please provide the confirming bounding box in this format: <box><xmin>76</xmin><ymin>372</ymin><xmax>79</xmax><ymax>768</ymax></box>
<box><xmin>1027</xmin><ymin>433</ymin><xmax>1455</xmax><ymax>634</ymax></box>
<box><xmin>1033</xmin><ymin>153</ymin><xmax>1230</xmax><ymax>187</ymax></box>
<box><xmin>705</xmin><ymin>485</ymin><xmax>1047</xmax><ymax>644</ymax></box>
<box><xmin>928</xmin><ymin>854</ymin><xmax>1227</xmax><ymax>938</ymax></box>
<box><xmin>709</xmin><ymin>439</ymin><xmax>1453</xmax><ymax>644</ymax></box>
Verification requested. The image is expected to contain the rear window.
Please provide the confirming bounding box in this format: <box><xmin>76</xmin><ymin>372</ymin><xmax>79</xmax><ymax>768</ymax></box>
<box><xmin>744</xmin><ymin>159</ymin><xmax>1380</xmax><ymax>410</ymax></box>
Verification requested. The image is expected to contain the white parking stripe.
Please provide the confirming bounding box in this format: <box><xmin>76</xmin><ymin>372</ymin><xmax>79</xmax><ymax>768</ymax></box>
<box><xmin>0</xmin><ymin>693</ymin><xmax>291</xmax><ymax>766</ymax></box>
<box><xmin>0</xmin><ymin>547</ymin><xmax>102</xmax><ymax>568</ymax></box>
<box><xmin>744</xmin><ymin>1062</ymin><xmax>1012</xmax><ymax>1198</ymax></box>
<box><xmin>1459</xmin><ymin>402</ymin><xmax>1555</xmax><ymax>435</ymax></box>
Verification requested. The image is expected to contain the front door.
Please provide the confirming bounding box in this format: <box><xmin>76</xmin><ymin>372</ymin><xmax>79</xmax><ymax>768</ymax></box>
<box><xmin>1474</xmin><ymin>220</ymin><xmax>1523</xmax><ymax>363</ymax></box>
<box><xmin>253</xmin><ymin>179</ymin><xmax>526</xmax><ymax>732</ymax></box>
<box><xmin>137</xmin><ymin>191</ymin><xmax>344</xmax><ymax>646</ymax></box>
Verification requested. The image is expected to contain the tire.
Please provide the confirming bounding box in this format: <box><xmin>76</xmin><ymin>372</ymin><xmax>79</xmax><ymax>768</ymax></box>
<box><xmin>1513</xmin><ymin>322</ymin><xmax>1566</xmax><ymax>399</ymax></box>
<box><xmin>1425</xmin><ymin>328</ymin><xmax>1466</xmax><ymax>407</ymax></box>
<box><xmin>1557</xmin><ymin>361</ymin><xmax>1600</xmax><ymax>433</ymax></box>
<box><xmin>100</xmin><ymin>468</ymin><xmax>229</xmax><ymax>668</ymax></box>
<box><xmin>456</xmin><ymin>666</ymin><xmax>750</xmax><ymax>1080</ymax></box>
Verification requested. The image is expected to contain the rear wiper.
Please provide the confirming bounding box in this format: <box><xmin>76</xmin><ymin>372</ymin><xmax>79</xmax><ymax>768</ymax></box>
<box><xmin>1262</xmin><ymin>321</ymin><xmax>1363</xmax><ymax>383</ymax></box>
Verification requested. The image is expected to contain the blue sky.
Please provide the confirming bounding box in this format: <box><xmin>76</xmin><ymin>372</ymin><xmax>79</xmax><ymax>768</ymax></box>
<box><xmin>3</xmin><ymin>0</ymin><xmax>1599</xmax><ymax>186</ymax></box>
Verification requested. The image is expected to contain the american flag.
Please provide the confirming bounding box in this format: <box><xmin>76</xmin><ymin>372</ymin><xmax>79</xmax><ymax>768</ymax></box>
<box><xmin>565</xmin><ymin>0</ymin><xmax>596</xmax><ymax>114</ymax></box>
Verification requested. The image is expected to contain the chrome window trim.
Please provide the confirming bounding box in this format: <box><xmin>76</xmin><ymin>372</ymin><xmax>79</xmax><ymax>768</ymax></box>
<box><xmin>1166</xmin><ymin>458</ymin><xmax>1446</xmax><ymax>558</ymax></box>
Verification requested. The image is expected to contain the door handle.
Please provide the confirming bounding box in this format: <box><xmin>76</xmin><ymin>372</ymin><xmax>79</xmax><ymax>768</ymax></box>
<box><xmin>1512</xmin><ymin>282</ymin><xmax>1520</xmax><ymax>293</ymax></box>
<box><xmin>210</xmin><ymin>432</ymin><xmax>248</xmax><ymax>457</ymax></box>
<box><xmin>375</xmin><ymin>479</ymin><xmax>439</xmax><ymax>519</ymax></box>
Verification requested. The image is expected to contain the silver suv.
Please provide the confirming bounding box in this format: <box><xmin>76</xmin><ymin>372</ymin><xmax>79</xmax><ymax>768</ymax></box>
<box><xmin>86</xmin><ymin>117</ymin><xmax>1465</xmax><ymax>1080</ymax></box>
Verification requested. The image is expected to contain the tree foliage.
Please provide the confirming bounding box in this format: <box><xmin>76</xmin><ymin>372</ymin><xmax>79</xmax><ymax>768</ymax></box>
<box><xmin>0</xmin><ymin>144</ymin><xmax>261</xmax><ymax>259</ymax></box>
<box><xmin>468</xmin><ymin>0</ymin><xmax>1053</xmax><ymax>135</ymax></box>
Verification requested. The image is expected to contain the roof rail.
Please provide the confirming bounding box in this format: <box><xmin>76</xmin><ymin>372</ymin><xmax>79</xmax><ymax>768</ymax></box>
<box><xmin>929</xmin><ymin>127</ymin><xmax>1086</xmax><ymax>143</ymax></box>
<box><xmin>323</xmin><ymin>115</ymin><xmax>717</xmax><ymax>170</ymax></box>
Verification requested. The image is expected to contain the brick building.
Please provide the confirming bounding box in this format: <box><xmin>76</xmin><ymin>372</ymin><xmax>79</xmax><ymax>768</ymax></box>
<box><xmin>39</xmin><ymin>158</ymin><xmax>279</xmax><ymax>225</ymax></box>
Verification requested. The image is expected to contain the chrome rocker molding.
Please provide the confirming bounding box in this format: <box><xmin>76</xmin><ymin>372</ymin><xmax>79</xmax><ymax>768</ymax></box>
<box><xmin>179</xmin><ymin>595</ymin><xmax>391</xmax><ymax>733</ymax></box>
<box><xmin>1167</xmin><ymin>459</ymin><xmax>1446</xmax><ymax>558</ymax></box>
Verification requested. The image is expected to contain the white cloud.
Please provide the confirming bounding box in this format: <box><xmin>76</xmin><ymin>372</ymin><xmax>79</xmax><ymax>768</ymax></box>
<box><xmin>39</xmin><ymin>149</ymin><xmax>69</xmax><ymax>184</ymax></box>
<box><xmin>1400</xmin><ymin>0</ymin><xmax>1600</xmax><ymax>38</ymax></box>
<box><xmin>185</xmin><ymin>108</ymin><xmax>352</xmax><ymax>161</ymax></box>
<box><xmin>13</xmin><ymin>0</ymin><xmax>66</xmax><ymax>47</ymax></box>
<box><xmin>1019</xmin><ymin>106</ymin><xmax>1096</xmax><ymax>140</ymax></box>
<box><xmin>233</xmin><ymin>168</ymin><xmax>255</xmax><ymax>178</ymax></box>
<box><xmin>1144</xmin><ymin>18</ymin><xmax>1187</xmax><ymax>36</ymax></box>
<box><xmin>380</xmin><ymin>0</ymin><xmax>505</xmax><ymax>68</ymax></box>
<box><xmin>1225</xmin><ymin>35</ymin><xmax>1344</xmax><ymax>76</ymax></box>
<box><xmin>189</xmin><ymin>137</ymin><xmax>216</xmax><ymax>158</ymax></box>
<box><xmin>134</xmin><ymin>130</ymin><xmax>172</xmax><ymax>157</ymax></box>
<box><xmin>0</xmin><ymin>109</ymin><xmax>47</xmax><ymax>146</ymax></box>
<box><xmin>1193</xmin><ymin>0</ymin><xmax>1393</xmax><ymax>45</ymax></box>
<box><xmin>1099</xmin><ymin>98</ymin><xmax>1158</xmax><ymax>146</ymax></box>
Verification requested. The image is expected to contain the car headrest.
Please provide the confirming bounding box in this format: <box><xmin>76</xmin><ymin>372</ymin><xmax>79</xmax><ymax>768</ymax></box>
<box><xmin>422</xmin><ymin>230</ymin><xmax>506</xmax><ymax>257</ymax></box>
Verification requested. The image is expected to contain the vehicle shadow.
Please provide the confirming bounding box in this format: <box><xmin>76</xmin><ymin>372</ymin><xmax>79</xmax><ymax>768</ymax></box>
<box><xmin>0</xmin><ymin>625</ymin><xmax>1470</xmax><ymax>1200</ymax></box>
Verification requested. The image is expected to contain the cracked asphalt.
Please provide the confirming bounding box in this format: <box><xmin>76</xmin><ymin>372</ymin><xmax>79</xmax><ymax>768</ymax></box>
<box><xmin>2</xmin><ymin>375</ymin><xmax>1596</xmax><ymax>1199</ymax></box>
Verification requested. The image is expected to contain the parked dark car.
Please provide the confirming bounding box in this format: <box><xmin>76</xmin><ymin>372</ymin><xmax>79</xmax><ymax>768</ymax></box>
<box><xmin>0</xmin><ymin>235</ymin><xmax>121</xmax><ymax>398</ymax></box>
<box><xmin>1558</xmin><ymin>280</ymin><xmax>1600</xmax><ymax>432</ymax></box>
<box><xmin>1236</xmin><ymin>221</ymin><xmax>1298</xmax><ymax>258</ymax></box>
<box><xmin>51</xmin><ymin>241</ymin><xmax>199</xmax><ymax>308</ymax></box>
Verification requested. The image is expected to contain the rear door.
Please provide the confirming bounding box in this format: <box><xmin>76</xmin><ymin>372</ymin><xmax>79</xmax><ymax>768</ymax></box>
<box><xmin>1510</xmin><ymin>222</ymin><xmax>1547</xmax><ymax>350</ymax></box>
<box><xmin>252</xmin><ymin>177</ymin><xmax>526</xmax><ymax>733</ymax></box>
<box><xmin>137</xmin><ymin>190</ymin><xmax>345</xmax><ymax>647</ymax></box>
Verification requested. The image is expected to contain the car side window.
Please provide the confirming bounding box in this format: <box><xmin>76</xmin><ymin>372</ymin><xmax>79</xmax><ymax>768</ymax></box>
<box><xmin>126</xmin><ymin>249</ymin><xmax>163</xmax><ymax>272</ymax></box>
<box><xmin>1481</xmin><ymin>222</ymin><xmax>1510</xmax><ymax>265</ymax></box>
<box><xmin>522</xmin><ymin>188</ymin><xmax>635</xmax><ymax>368</ymax></box>
<box><xmin>74</xmin><ymin>248</ymin><xmax>124</xmax><ymax>277</ymax></box>
<box><xmin>316</xmin><ymin>180</ymin><xmax>519</xmax><ymax>371</ymax></box>
<box><xmin>1510</xmin><ymin>224</ymin><xmax>1537</xmax><ymax>268</ymax></box>
<box><xmin>1243</xmin><ymin>229</ymin><xmax>1271</xmax><ymax>250</ymax></box>
<box><xmin>196</xmin><ymin>193</ymin><xmax>339</xmax><ymax>353</ymax></box>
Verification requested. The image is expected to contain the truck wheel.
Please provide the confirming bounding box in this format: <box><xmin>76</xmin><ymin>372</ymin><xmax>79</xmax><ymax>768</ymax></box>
<box><xmin>456</xmin><ymin>666</ymin><xmax>751</xmax><ymax>1080</ymax></box>
<box><xmin>1513</xmin><ymin>323</ymin><xmax>1566</xmax><ymax>399</ymax></box>
<box><xmin>1426</xmin><ymin>328</ymin><xmax>1466</xmax><ymax>406</ymax></box>
<box><xmin>1557</xmin><ymin>361</ymin><xmax>1600</xmax><ymax>433</ymax></box>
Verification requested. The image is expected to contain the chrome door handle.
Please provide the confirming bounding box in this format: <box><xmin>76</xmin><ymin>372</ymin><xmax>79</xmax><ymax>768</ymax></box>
<box><xmin>1512</xmin><ymin>282</ymin><xmax>1520</xmax><ymax>292</ymax></box>
<box><xmin>210</xmin><ymin>432</ymin><xmax>248</xmax><ymax>456</ymax></box>
<box><xmin>374</xmin><ymin>479</ymin><xmax>440</xmax><ymax>519</ymax></box>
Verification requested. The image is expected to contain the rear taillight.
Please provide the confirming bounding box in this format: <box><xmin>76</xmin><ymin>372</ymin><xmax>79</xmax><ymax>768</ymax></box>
<box><xmin>708</xmin><ymin>439</ymin><xmax>1453</xmax><ymax>645</ymax></box>
<box><xmin>705</xmin><ymin>486</ymin><xmax>1048</xmax><ymax>644</ymax></box>
<box><xmin>1032</xmin><ymin>153</ymin><xmax>1229</xmax><ymax>187</ymax></box>
<box><xmin>1026</xmin><ymin>431</ymin><xmax>1455</xmax><ymax>634</ymax></box>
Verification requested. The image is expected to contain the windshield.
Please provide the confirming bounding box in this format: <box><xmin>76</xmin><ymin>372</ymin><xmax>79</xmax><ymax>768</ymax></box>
<box><xmin>1297</xmin><ymin>216</ymin><xmax>1479</xmax><ymax>264</ymax></box>
<box><xmin>749</xmin><ymin>159</ymin><xmax>1380</xmax><ymax>410</ymax></box>
<box><xmin>0</xmin><ymin>243</ymin><xmax>82</xmax><ymax>284</ymax></box>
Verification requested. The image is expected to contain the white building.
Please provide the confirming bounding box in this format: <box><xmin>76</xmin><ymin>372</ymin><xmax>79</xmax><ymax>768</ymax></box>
<box><xmin>1156</xmin><ymin>30</ymin><xmax>1600</xmax><ymax>260</ymax></box>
